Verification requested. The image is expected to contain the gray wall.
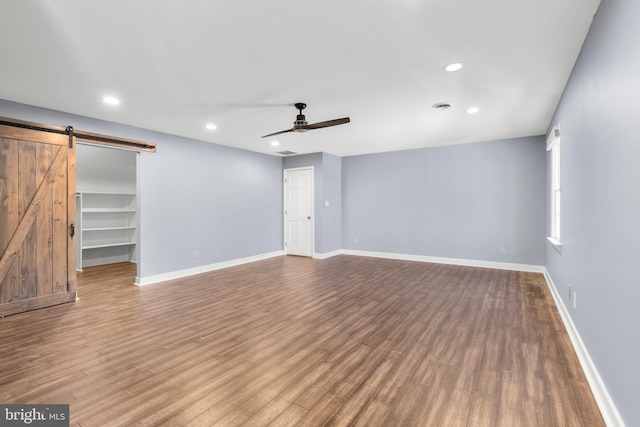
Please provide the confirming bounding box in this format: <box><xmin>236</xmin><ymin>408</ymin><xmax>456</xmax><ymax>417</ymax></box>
<box><xmin>77</xmin><ymin>144</ymin><xmax>136</xmax><ymax>193</ymax></box>
<box><xmin>0</xmin><ymin>99</ymin><xmax>283</xmax><ymax>280</ymax></box>
<box><xmin>546</xmin><ymin>0</ymin><xmax>640</xmax><ymax>424</ymax></box>
<box><xmin>342</xmin><ymin>136</ymin><xmax>546</xmax><ymax>265</ymax></box>
<box><xmin>137</xmin><ymin>135</ymin><xmax>282</xmax><ymax>278</ymax></box>
<box><xmin>321</xmin><ymin>153</ymin><xmax>342</xmax><ymax>253</ymax></box>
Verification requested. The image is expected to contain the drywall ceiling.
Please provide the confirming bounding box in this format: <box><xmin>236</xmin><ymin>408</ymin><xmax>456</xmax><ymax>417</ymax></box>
<box><xmin>0</xmin><ymin>0</ymin><xmax>600</xmax><ymax>157</ymax></box>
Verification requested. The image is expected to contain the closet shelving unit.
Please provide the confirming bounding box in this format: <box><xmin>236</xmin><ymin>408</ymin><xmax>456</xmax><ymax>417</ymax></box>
<box><xmin>76</xmin><ymin>192</ymin><xmax>137</xmax><ymax>269</ymax></box>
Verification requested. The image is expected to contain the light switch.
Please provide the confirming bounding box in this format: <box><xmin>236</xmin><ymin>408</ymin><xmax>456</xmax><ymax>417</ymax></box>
<box><xmin>324</xmin><ymin>201</ymin><xmax>330</xmax><ymax>207</ymax></box>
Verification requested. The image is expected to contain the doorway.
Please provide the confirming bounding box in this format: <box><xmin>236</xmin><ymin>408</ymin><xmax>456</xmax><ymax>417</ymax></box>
<box><xmin>76</xmin><ymin>143</ymin><xmax>139</xmax><ymax>273</ymax></box>
<box><xmin>284</xmin><ymin>167</ymin><xmax>314</xmax><ymax>257</ymax></box>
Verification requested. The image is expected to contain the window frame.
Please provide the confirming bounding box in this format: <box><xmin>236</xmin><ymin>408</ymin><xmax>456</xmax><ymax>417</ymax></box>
<box><xmin>547</xmin><ymin>126</ymin><xmax>562</xmax><ymax>250</ymax></box>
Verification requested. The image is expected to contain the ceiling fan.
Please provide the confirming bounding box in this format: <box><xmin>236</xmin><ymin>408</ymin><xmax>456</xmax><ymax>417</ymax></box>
<box><xmin>261</xmin><ymin>103</ymin><xmax>350</xmax><ymax>138</ymax></box>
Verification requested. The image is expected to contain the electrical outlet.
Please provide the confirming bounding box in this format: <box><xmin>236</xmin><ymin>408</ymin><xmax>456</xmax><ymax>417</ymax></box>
<box><xmin>194</xmin><ymin>250</ymin><xmax>200</xmax><ymax>259</ymax></box>
<box><xmin>354</xmin><ymin>237</ymin><xmax>358</xmax><ymax>244</ymax></box>
<box><xmin>572</xmin><ymin>291</ymin><xmax>577</xmax><ymax>309</ymax></box>
<box><xmin>499</xmin><ymin>246</ymin><xmax>506</xmax><ymax>254</ymax></box>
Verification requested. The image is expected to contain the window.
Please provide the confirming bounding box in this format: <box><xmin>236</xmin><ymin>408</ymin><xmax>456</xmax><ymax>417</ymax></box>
<box><xmin>547</xmin><ymin>127</ymin><xmax>562</xmax><ymax>249</ymax></box>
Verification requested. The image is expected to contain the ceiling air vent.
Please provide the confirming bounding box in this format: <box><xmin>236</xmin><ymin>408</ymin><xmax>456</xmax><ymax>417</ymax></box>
<box><xmin>277</xmin><ymin>150</ymin><xmax>298</xmax><ymax>156</ymax></box>
<box><xmin>432</xmin><ymin>102</ymin><xmax>452</xmax><ymax>110</ymax></box>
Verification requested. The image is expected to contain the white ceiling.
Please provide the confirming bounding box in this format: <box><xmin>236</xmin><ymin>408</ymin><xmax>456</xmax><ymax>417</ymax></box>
<box><xmin>0</xmin><ymin>0</ymin><xmax>600</xmax><ymax>157</ymax></box>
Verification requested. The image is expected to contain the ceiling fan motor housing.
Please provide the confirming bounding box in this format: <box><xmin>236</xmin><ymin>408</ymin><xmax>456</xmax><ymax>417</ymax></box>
<box><xmin>294</xmin><ymin>102</ymin><xmax>308</xmax><ymax>129</ymax></box>
<box><xmin>294</xmin><ymin>114</ymin><xmax>308</xmax><ymax>128</ymax></box>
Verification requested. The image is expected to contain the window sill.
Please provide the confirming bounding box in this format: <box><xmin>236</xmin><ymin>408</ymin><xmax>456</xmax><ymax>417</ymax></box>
<box><xmin>547</xmin><ymin>237</ymin><xmax>562</xmax><ymax>253</ymax></box>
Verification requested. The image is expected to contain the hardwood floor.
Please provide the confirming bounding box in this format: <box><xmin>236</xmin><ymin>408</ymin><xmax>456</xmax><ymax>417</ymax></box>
<box><xmin>0</xmin><ymin>256</ymin><xmax>604</xmax><ymax>426</ymax></box>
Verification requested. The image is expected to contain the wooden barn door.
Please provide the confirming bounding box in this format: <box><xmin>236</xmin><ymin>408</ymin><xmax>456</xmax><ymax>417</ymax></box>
<box><xmin>0</xmin><ymin>124</ymin><xmax>76</xmax><ymax>317</ymax></box>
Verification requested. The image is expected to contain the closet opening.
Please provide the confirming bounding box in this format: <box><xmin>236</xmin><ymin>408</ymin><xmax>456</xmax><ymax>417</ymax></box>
<box><xmin>75</xmin><ymin>143</ymin><xmax>139</xmax><ymax>280</ymax></box>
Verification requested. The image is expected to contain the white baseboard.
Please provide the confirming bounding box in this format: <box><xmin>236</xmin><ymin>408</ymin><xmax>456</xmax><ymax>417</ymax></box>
<box><xmin>313</xmin><ymin>250</ymin><xmax>344</xmax><ymax>260</ymax></box>
<box><xmin>135</xmin><ymin>249</ymin><xmax>542</xmax><ymax>285</ymax></box>
<box><xmin>341</xmin><ymin>249</ymin><xmax>545</xmax><ymax>273</ymax></box>
<box><xmin>543</xmin><ymin>268</ymin><xmax>625</xmax><ymax>427</ymax></box>
<box><xmin>134</xmin><ymin>250</ymin><xmax>284</xmax><ymax>286</ymax></box>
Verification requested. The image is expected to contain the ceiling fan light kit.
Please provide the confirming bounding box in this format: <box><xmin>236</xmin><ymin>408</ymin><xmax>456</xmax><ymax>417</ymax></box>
<box><xmin>262</xmin><ymin>102</ymin><xmax>350</xmax><ymax>138</ymax></box>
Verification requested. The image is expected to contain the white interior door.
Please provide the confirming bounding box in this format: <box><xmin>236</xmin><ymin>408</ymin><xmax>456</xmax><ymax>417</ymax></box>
<box><xmin>284</xmin><ymin>167</ymin><xmax>313</xmax><ymax>257</ymax></box>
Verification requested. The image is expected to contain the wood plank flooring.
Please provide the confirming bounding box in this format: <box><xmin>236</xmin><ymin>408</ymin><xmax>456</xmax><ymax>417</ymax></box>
<box><xmin>0</xmin><ymin>255</ymin><xmax>605</xmax><ymax>426</ymax></box>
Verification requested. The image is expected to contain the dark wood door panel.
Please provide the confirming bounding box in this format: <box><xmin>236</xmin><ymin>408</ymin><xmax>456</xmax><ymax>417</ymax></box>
<box><xmin>0</xmin><ymin>128</ymin><xmax>75</xmax><ymax>317</ymax></box>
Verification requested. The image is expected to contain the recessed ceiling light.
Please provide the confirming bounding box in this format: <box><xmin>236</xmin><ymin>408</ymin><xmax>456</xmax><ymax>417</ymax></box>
<box><xmin>103</xmin><ymin>96</ymin><xmax>119</xmax><ymax>105</ymax></box>
<box><xmin>206</xmin><ymin>123</ymin><xmax>217</xmax><ymax>130</ymax></box>
<box><xmin>466</xmin><ymin>107</ymin><xmax>480</xmax><ymax>114</ymax></box>
<box><xmin>444</xmin><ymin>63</ymin><xmax>464</xmax><ymax>72</ymax></box>
<box><xmin>270</xmin><ymin>141</ymin><xmax>280</xmax><ymax>146</ymax></box>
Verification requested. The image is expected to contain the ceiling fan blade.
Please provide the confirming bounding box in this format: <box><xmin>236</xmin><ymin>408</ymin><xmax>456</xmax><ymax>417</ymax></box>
<box><xmin>261</xmin><ymin>103</ymin><xmax>350</xmax><ymax>138</ymax></box>
<box><xmin>261</xmin><ymin>128</ymin><xmax>295</xmax><ymax>138</ymax></box>
<box><xmin>304</xmin><ymin>117</ymin><xmax>350</xmax><ymax>130</ymax></box>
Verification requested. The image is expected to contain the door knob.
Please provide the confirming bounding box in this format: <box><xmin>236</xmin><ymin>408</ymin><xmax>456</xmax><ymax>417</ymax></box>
<box><xmin>307</xmin><ymin>216</ymin><xmax>311</xmax><ymax>220</ymax></box>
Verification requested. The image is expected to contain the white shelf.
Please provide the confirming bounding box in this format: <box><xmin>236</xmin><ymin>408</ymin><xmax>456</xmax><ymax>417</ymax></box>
<box><xmin>81</xmin><ymin>191</ymin><xmax>136</xmax><ymax>195</ymax></box>
<box><xmin>83</xmin><ymin>208</ymin><xmax>136</xmax><ymax>213</ymax></box>
<box><xmin>83</xmin><ymin>226</ymin><xmax>136</xmax><ymax>232</ymax></box>
<box><xmin>77</xmin><ymin>191</ymin><xmax>137</xmax><ymax>268</ymax></box>
<box><xmin>83</xmin><ymin>242</ymin><xmax>136</xmax><ymax>250</ymax></box>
